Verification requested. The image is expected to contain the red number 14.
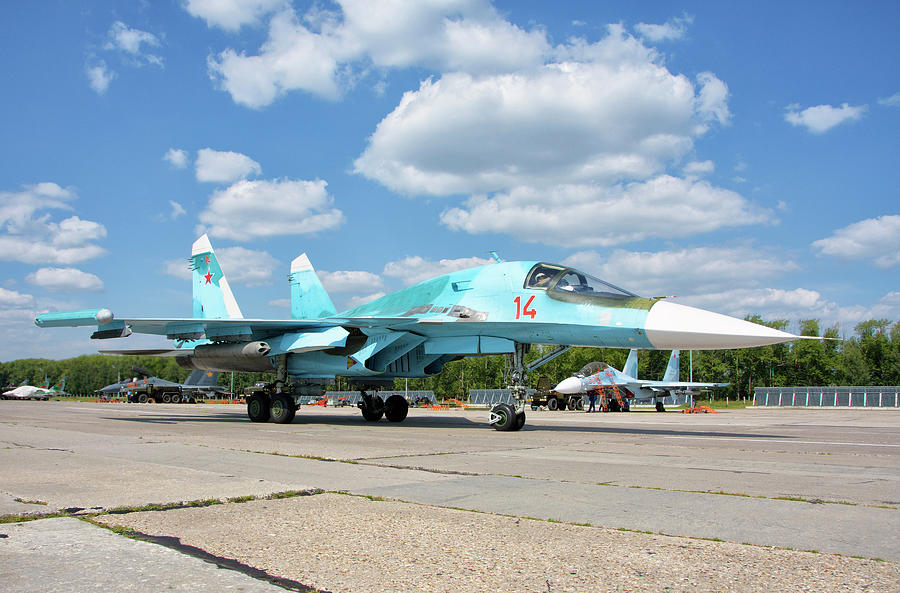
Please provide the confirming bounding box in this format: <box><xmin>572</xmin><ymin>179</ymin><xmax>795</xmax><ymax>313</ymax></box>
<box><xmin>514</xmin><ymin>295</ymin><xmax>537</xmax><ymax>319</ymax></box>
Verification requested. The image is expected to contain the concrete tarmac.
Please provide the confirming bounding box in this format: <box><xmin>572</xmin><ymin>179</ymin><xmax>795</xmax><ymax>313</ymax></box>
<box><xmin>2</xmin><ymin>401</ymin><xmax>899</xmax><ymax>592</ymax></box>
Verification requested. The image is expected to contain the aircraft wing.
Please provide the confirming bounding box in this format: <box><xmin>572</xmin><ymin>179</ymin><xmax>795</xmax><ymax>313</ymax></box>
<box><xmin>640</xmin><ymin>381</ymin><xmax>730</xmax><ymax>390</ymax></box>
<box><xmin>34</xmin><ymin>309</ymin><xmax>422</xmax><ymax>344</ymax></box>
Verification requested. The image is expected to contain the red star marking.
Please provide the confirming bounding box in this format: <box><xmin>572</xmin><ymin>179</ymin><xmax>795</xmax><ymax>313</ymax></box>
<box><xmin>204</xmin><ymin>270</ymin><xmax>213</xmax><ymax>284</ymax></box>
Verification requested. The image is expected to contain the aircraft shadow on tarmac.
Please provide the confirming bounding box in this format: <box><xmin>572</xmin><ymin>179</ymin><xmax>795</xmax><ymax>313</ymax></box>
<box><xmin>102</xmin><ymin>410</ymin><xmax>785</xmax><ymax>439</ymax></box>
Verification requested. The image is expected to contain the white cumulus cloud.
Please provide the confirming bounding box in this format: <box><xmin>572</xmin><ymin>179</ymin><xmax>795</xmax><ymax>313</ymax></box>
<box><xmin>0</xmin><ymin>287</ymin><xmax>35</xmax><ymax>308</ymax></box>
<box><xmin>441</xmin><ymin>177</ymin><xmax>771</xmax><ymax>247</ymax></box>
<box><xmin>317</xmin><ymin>270</ymin><xmax>384</xmax><ymax>294</ymax></box>
<box><xmin>812</xmin><ymin>215</ymin><xmax>900</xmax><ymax>267</ymax></box>
<box><xmin>563</xmin><ymin>246</ymin><xmax>799</xmax><ymax>297</ymax></box>
<box><xmin>185</xmin><ymin>0</ymin><xmax>287</xmax><ymax>31</ymax></box>
<box><xmin>164</xmin><ymin>148</ymin><xmax>189</xmax><ymax>169</ymax></box>
<box><xmin>26</xmin><ymin>267</ymin><xmax>104</xmax><ymax>292</ymax></box>
<box><xmin>634</xmin><ymin>14</ymin><xmax>693</xmax><ymax>42</ymax></box>
<box><xmin>205</xmin><ymin>0</ymin><xmax>549</xmax><ymax>107</ymax></box>
<box><xmin>355</xmin><ymin>57</ymin><xmax>702</xmax><ymax>196</ymax></box>
<box><xmin>383</xmin><ymin>255</ymin><xmax>494</xmax><ymax>286</ymax></box>
<box><xmin>85</xmin><ymin>61</ymin><xmax>116</xmax><ymax>95</ymax></box>
<box><xmin>198</xmin><ymin>178</ymin><xmax>344</xmax><ymax>240</ymax></box>
<box><xmin>0</xmin><ymin>183</ymin><xmax>107</xmax><ymax>265</ymax></box>
<box><xmin>784</xmin><ymin>102</ymin><xmax>867</xmax><ymax>134</ymax></box>
<box><xmin>878</xmin><ymin>92</ymin><xmax>900</xmax><ymax>107</ymax></box>
<box><xmin>195</xmin><ymin>148</ymin><xmax>262</xmax><ymax>183</ymax></box>
<box><xmin>105</xmin><ymin>21</ymin><xmax>163</xmax><ymax>67</ymax></box>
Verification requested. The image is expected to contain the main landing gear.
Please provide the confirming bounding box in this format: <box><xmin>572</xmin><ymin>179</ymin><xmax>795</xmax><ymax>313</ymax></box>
<box><xmin>245</xmin><ymin>383</ymin><xmax>298</xmax><ymax>424</ymax></box>
<box><xmin>491</xmin><ymin>342</ymin><xmax>528</xmax><ymax>431</ymax></box>
<box><xmin>358</xmin><ymin>391</ymin><xmax>409</xmax><ymax>423</ymax></box>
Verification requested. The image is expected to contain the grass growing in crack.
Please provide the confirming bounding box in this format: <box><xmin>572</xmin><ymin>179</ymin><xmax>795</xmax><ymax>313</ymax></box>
<box><xmin>267</xmin><ymin>489</ymin><xmax>324</xmax><ymax>500</ymax></box>
<box><xmin>0</xmin><ymin>511</ymin><xmax>70</xmax><ymax>524</ymax></box>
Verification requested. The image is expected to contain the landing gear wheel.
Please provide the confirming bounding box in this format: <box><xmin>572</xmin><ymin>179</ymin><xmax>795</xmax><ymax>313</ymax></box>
<box><xmin>490</xmin><ymin>403</ymin><xmax>517</xmax><ymax>431</ymax></box>
<box><xmin>514</xmin><ymin>411</ymin><xmax>526</xmax><ymax>430</ymax></box>
<box><xmin>547</xmin><ymin>397</ymin><xmax>559</xmax><ymax>411</ymax></box>
<box><xmin>655</xmin><ymin>401</ymin><xmax>665</xmax><ymax>413</ymax></box>
<box><xmin>247</xmin><ymin>393</ymin><xmax>271</xmax><ymax>423</ymax></box>
<box><xmin>361</xmin><ymin>395</ymin><xmax>384</xmax><ymax>422</ymax></box>
<box><xmin>270</xmin><ymin>394</ymin><xmax>296</xmax><ymax>424</ymax></box>
<box><xmin>384</xmin><ymin>394</ymin><xmax>409</xmax><ymax>422</ymax></box>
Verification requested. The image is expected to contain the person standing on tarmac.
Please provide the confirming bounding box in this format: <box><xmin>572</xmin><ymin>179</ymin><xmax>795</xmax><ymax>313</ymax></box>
<box><xmin>588</xmin><ymin>392</ymin><xmax>596</xmax><ymax>412</ymax></box>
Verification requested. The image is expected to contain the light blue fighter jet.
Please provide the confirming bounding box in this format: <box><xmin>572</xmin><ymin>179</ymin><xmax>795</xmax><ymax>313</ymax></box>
<box><xmin>35</xmin><ymin>235</ymin><xmax>798</xmax><ymax>431</ymax></box>
<box><xmin>554</xmin><ymin>350</ymin><xmax>729</xmax><ymax>412</ymax></box>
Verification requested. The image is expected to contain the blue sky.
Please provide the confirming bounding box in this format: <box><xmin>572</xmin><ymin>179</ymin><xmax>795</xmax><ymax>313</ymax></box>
<box><xmin>1</xmin><ymin>0</ymin><xmax>898</xmax><ymax>360</ymax></box>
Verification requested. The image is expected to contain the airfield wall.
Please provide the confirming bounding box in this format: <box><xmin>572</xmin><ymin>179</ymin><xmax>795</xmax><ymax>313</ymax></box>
<box><xmin>753</xmin><ymin>386</ymin><xmax>900</xmax><ymax>407</ymax></box>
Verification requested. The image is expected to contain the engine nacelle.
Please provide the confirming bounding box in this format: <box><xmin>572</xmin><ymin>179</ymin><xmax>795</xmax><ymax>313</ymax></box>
<box><xmin>177</xmin><ymin>341</ymin><xmax>273</xmax><ymax>373</ymax></box>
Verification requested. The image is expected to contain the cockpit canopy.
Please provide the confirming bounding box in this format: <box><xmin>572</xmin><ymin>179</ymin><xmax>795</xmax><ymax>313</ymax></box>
<box><xmin>525</xmin><ymin>263</ymin><xmax>638</xmax><ymax>300</ymax></box>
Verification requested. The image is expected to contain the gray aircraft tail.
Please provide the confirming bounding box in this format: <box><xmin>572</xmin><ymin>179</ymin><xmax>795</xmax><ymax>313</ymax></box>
<box><xmin>185</xmin><ymin>370</ymin><xmax>218</xmax><ymax>387</ymax></box>
<box><xmin>662</xmin><ymin>350</ymin><xmax>680</xmax><ymax>382</ymax></box>
<box><xmin>622</xmin><ymin>349</ymin><xmax>638</xmax><ymax>378</ymax></box>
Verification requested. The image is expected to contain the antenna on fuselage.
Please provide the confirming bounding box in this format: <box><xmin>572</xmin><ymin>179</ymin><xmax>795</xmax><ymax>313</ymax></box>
<box><xmin>489</xmin><ymin>251</ymin><xmax>503</xmax><ymax>263</ymax></box>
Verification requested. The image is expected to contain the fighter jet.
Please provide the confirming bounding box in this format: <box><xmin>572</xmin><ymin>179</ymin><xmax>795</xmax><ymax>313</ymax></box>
<box><xmin>97</xmin><ymin>367</ymin><xmax>225</xmax><ymax>402</ymax></box>
<box><xmin>2</xmin><ymin>377</ymin><xmax>52</xmax><ymax>400</ymax></box>
<box><xmin>554</xmin><ymin>350</ymin><xmax>728</xmax><ymax>412</ymax></box>
<box><xmin>35</xmin><ymin>235</ymin><xmax>799</xmax><ymax>430</ymax></box>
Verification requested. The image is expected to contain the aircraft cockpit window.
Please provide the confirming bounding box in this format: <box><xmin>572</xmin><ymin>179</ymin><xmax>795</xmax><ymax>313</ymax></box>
<box><xmin>525</xmin><ymin>264</ymin><xmax>564</xmax><ymax>289</ymax></box>
<box><xmin>551</xmin><ymin>270</ymin><xmax>637</xmax><ymax>299</ymax></box>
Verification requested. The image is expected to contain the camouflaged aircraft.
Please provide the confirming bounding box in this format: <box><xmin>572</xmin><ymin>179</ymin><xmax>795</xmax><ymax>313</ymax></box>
<box><xmin>35</xmin><ymin>235</ymin><xmax>799</xmax><ymax>430</ymax></box>
<box><xmin>554</xmin><ymin>349</ymin><xmax>729</xmax><ymax>412</ymax></box>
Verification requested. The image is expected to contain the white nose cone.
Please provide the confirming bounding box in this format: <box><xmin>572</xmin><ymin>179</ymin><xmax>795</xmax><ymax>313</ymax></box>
<box><xmin>644</xmin><ymin>300</ymin><xmax>798</xmax><ymax>350</ymax></box>
<box><xmin>554</xmin><ymin>376</ymin><xmax>583</xmax><ymax>395</ymax></box>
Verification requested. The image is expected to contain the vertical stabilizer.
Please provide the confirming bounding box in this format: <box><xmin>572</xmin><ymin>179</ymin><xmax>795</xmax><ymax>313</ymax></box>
<box><xmin>622</xmin><ymin>349</ymin><xmax>638</xmax><ymax>378</ymax></box>
<box><xmin>185</xmin><ymin>370</ymin><xmax>218</xmax><ymax>387</ymax></box>
<box><xmin>51</xmin><ymin>377</ymin><xmax>66</xmax><ymax>393</ymax></box>
<box><xmin>290</xmin><ymin>254</ymin><xmax>337</xmax><ymax>319</ymax></box>
<box><xmin>190</xmin><ymin>234</ymin><xmax>243</xmax><ymax>320</ymax></box>
<box><xmin>662</xmin><ymin>350</ymin><xmax>680</xmax><ymax>382</ymax></box>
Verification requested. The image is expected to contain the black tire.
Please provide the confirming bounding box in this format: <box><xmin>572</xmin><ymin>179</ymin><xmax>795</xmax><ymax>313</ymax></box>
<box><xmin>247</xmin><ymin>393</ymin><xmax>271</xmax><ymax>423</ymax></box>
<box><xmin>270</xmin><ymin>394</ymin><xmax>296</xmax><ymax>424</ymax></box>
<box><xmin>656</xmin><ymin>401</ymin><xmax>665</xmax><ymax>413</ymax></box>
<box><xmin>384</xmin><ymin>394</ymin><xmax>409</xmax><ymax>422</ymax></box>
<box><xmin>574</xmin><ymin>397</ymin><xmax>584</xmax><ymax>411</ymax></box>
<box><xmin>547</xmin><ymin>397</ymin><xmax>559</xmax><ymax>411</ymax></box>
<box><xmin>362</xmin><ymin>395</ymin><xmax>384</xmax><ymax>422</ymax></box>
<box><xmin>138</xmin><ymin>394</ymin><xmax>148</xmax><ymax>403</ymax></box>
<box><xmin>170</xmin><ymin>394</ymin><xmax>182</xmax><ymax>404</ymax></box>
<box><xmin>514</xmin><ymin>411</ymin><xmax>526</xmax><ymax>430</ymax></box>
<box><xmin>491</xmin><ymin>403</ymin><xmax>517</xmax><ymax>431</ymax></box>
<box><xmin>161</xmin><ymin>393</ymin><xmax>171</xmax><ymax>403</ymax></box>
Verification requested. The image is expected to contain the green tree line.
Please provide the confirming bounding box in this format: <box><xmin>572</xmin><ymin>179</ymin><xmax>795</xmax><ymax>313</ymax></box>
<box><xmin>3</xmin><ymin>318</ymin><xmax>898</xmax><ymax>398</ymax></box>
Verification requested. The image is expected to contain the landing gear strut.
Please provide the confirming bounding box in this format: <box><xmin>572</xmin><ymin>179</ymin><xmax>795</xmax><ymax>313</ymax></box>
<box><xmin>491</xmin><ymin>342</ymin><xmax>527</xmax><ymax>431</ymax></box>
